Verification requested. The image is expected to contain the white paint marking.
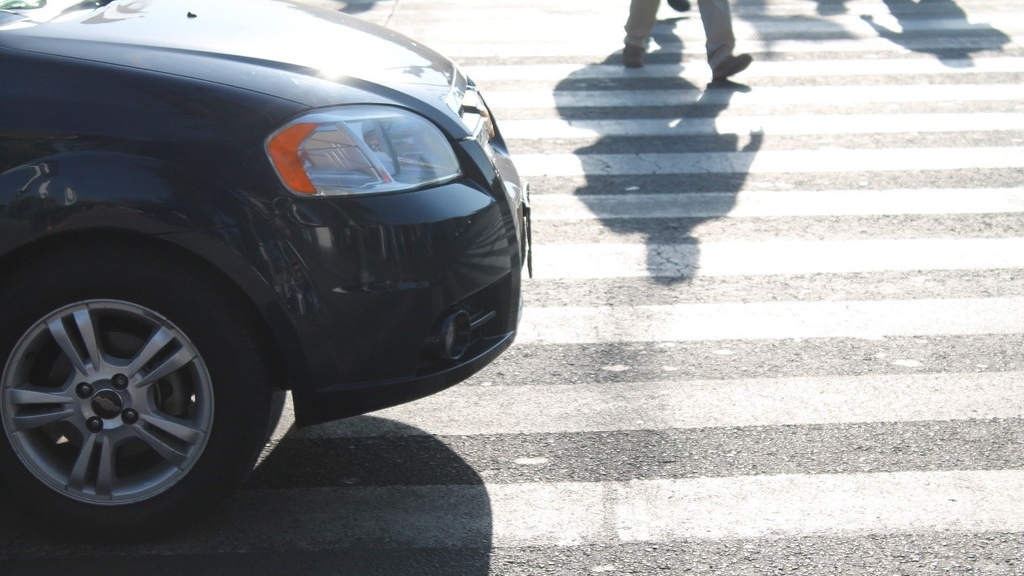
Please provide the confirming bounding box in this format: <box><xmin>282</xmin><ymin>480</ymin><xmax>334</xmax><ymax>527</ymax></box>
<box><xmin>439</xmin><ymin>36</ymin><xmax>1024</xmax><ymax>59</ymax></box>
<box><xmin>613</xmin><ymin>470</ymin><xmax>1024</xmax><ymax>541</ymax></box>
<box><xmin>529</xmin><ymin>189</ymin><xmax>1024</xmax><ymax>220</ymax></box>
<box><xmin>515</xmin><ymin>457</ymin><xmax>551</xmax><ymax>466</ymax></box>
<box><xmin>531</xmin><ymin>239</ymin><xmax>1024</xmax><ymax>279</ymax></box>
<box><xmin>302</xmin><ymin>371</ymin><xmax>1024</xmax><ymax>437</ymax></box>
<box><xmin>518</xmin><ymin>298</ymin><xmax>1024</xmax><ymax>343</ymax></box>
<box><xmin>500</xmin><ymin>113</ymin><xmax>1024</xmax><ymax>139</ymax></box>
<box><xmin>114</xmin><ymin>470</ymin><xmax>1024</xmax><ymax>551</ymax></box>
<box><xmin>469</xmin><ymin>58</ymin><xmax>1024</xmax><ymax>82</ymax></box>
<box><xmin>485</xmin><ymin>85</ymin><xmax>1024</xmax><ymax>110</ymax></box>
<box><xmin>513</xmin><ymin>148</ymin><xmax>1024</xmax><ymax>177</ymax></box>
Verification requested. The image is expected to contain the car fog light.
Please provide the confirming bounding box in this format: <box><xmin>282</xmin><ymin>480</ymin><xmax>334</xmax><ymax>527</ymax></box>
<box><xmin>429</xmin><ymin>310</ymin><xmax>472</xmax><ymax>361</ymax></box>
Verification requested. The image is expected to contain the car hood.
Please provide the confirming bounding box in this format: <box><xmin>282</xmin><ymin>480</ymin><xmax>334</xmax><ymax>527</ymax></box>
<box><xmin>0</xmin><ymin>0</ymin><xmax>469</xmax><ymax>123</ymax></box>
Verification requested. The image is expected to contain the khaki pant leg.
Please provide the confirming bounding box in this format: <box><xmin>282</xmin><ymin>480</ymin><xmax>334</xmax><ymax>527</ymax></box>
<box><xmin>624</xmin><ymin>0</ymin><xmax>661</xmax><ymax>48</ymax></box>
<box><xmin>697</xmin><ymin>0</ymin><xmax>736</xmax><ymax>69</ymax></box>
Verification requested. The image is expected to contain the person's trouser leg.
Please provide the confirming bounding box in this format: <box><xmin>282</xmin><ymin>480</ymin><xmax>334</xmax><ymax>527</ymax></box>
<box><xmin>624</xmin><ymin>0</ymin><xmax>660</xmax><ymax>48</ymax></box>
<box><xmin>697</xmin><ymin>0</ymin><xmax>736</xmax><ymax>69</ymax></box>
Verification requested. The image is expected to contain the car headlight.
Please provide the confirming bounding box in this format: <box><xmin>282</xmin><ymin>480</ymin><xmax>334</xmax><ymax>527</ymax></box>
<box><xmin>266</xmin><ymin>105</ymin><xmax>461</xmax><ymax>197</ymax></box>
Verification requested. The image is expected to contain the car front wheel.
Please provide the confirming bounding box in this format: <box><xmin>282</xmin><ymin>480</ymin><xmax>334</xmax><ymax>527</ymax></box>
<box><xmin>0</xmin><ymin>243</ymin><xmax>276</xmax><ymax>539</ymax></box>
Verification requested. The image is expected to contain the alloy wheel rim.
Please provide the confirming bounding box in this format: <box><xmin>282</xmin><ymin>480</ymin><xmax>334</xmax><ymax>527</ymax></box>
<box><xmin>1</xmin><ymin>300</ymin><xmax>214</xmax><ymax>505</ymax></box>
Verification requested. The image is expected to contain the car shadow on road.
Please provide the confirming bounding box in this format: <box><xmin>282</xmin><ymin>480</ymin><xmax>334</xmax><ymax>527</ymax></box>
<box><xmin>552</xmin><ymin>28</ymin><xmax>761</xmax><ymax>284</ymax></box>
<box><xmin>0</xmin><ymin>416</ymin><xmax>492</xmax><ymax>576</ymax></box>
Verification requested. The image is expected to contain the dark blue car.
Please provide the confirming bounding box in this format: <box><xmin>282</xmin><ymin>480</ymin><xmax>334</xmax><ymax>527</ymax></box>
<box><xmin>0</xmin><ymin>0</ymin><xmax>529</xmax><ymax>538</ymax></box>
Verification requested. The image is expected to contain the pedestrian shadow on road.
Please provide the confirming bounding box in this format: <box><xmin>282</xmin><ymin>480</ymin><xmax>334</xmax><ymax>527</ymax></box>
<box><xmin>0</xmin><ymin>417</ymin><xmax>493</xmax><ymax>576</ymax></box>
<box><xmin>295</xmin><ymin>0</ymin><xmax>390</xmax><ymax>16</ymax></box>
<box><xmin>860</xmin><ymin>0</ymin><xmax>1010</xmax><ymax>66</ymax></box>
<box><xmin>329</xmin><ymin>0</ymin><xmax>386</xmax><ymax>14</ymax></box>
<box><xmin>551</xmin><ymin>37</ymin><xmax>761</xmax><ymax>284</ymax></box>
<box><xmin>810</xmin><ymin>0</ymin><xmax>854</xmax><ymax>16</ymax></box>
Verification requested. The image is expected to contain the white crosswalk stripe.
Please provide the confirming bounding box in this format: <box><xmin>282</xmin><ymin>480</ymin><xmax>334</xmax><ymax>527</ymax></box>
<box><xmin>530</xmin><ymin>189</ymin><xmax>1024</xmax><ymax>218</ymax></box>
<box><xmin>501</xmin><ymin>113</ymin><xmax>1024</xmax><ymax>139</ymax></box>
<box><xmin>518</xmin><ymin>298</ymin><xmax>1024</xmax><ymax>342</ymax></box>
<box><xmin>469</xmin><ymin>58</ymin><xmax>1024</xmax><ymax>81</ymax></box>
<box><xmin>306</xmin><ymin>371</ymin><xmax>1024</xmax><ymax>436</ymax></box>
<box><xmin>102</xmin><ymin>470</ymin><xmax>1024</xmax><ymax>550</ymax></box>
<box><xmin>4</xmin><ymin>0</ymin><xmax>1023</xmax><ymax>572</ymax></box>
<box><xmin>484</xmin><ymin>85</ymin><xmax>1024</xmax><ymax>108</ymax></box>
<box><xmin>531</xmin><ymin>238</ymin><xmax>1024</xmax><ymax>278</ymax></box>
<box><xmin>513</xmin><ymin>147</ymin><xmax>1024</xmax><ymax>176</ymax></box>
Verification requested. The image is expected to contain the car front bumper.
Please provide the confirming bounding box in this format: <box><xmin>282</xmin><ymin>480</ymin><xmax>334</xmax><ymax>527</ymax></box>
<box><xmin>267</xmin><ymin>145</ymin><xmax>529</xmax><ymax>426</ymax></box>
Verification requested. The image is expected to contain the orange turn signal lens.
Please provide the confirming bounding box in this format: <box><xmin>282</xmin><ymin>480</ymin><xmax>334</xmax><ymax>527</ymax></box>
<box><xmin>266</xmin><ymin>123</ymin><xmax>318</xmax><ymax>195</ymax></box>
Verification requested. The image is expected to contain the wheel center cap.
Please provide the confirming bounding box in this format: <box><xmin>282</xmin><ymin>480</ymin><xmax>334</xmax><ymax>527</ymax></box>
<box><xmin>92</xmin><ymin>390</ymin><xmax>124</xmax><ymax>419</ymax></box>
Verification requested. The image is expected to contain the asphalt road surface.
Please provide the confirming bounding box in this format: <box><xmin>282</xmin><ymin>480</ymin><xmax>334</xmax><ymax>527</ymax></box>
<box><xmin>2</xmin><ymin>0</ymin><xmax>1023</xmax><ymax>574</ymax></box>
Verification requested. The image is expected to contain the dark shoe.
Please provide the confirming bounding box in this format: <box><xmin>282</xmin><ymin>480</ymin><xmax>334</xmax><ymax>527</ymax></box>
<box><xmin>708</xmin><ymin>79</ymin><xmax>753</xmax><ymax>92</ymax></box>
<box><xmin>623</xmin><ymin>44</ymin><xmax>645</xmax><ymax>68</ymax></box>
<box><xmin>712</xmin><ymin>53</ymin><xmax>753</xmax><ymax>80</ymax></box>
<box><xmin>667</xmin><ymin>0</ymin><xmax>691</xmax><ymax>11</ymax></box>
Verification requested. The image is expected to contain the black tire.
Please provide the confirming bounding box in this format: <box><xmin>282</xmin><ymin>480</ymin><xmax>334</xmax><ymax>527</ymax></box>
<box><xmin>667</xmin><ymin>0</ymin><xmax>691</xmax><ymax>11</ymax></box>
<box><xmin>0</xmin><ymin>242</ymin><xmax>275</xmax><ymax>540</ymax></box>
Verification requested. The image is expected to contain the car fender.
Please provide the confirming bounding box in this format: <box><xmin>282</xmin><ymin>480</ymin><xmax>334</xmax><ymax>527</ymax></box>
<box><xmin>0</xmin><ymin>150</ymin><xmax>316</xmax><ymax>393</ymax></box>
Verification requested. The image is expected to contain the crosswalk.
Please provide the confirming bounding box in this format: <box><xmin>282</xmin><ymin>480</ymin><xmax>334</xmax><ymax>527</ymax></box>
<box><xmin>2</xmin><ymin>0</ymin><xmax>1023</xmax><ymax>573</ymax></box>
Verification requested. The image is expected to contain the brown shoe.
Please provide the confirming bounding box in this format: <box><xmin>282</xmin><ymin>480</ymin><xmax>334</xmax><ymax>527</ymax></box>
<box><xmin>712</xmin><ymin>53</ymin><xmax>753</xmax><ymax>80</ymax></box>
<box><xmin>623</xmin><ymin>44</ymin><xmax>645</xmax><ymax>68</ymax></box>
